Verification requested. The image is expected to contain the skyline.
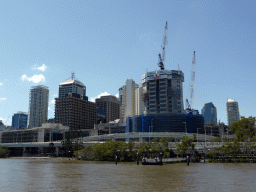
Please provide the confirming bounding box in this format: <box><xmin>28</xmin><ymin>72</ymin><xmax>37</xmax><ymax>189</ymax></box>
<box><xmin>0</xmin><ymin>1</ymin><xmax>256</xmax><ymax>125</ymax></box>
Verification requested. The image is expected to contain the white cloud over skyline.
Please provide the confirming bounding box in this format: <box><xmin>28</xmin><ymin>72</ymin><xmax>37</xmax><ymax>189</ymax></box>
<box><xmin>0</xmin><ymin>98</ymin><xmax>6</xmax><ymax>100</ymax></box>
<box><xmin>90</xmin><ymin>92</ymin><xmax>119</xmax><ymax>102</ymax></box>
<box><xmin>0</xmin><ymin>117</ymin><xmax>7</xmax><ymax>121</ymax></box>
<box><xmin>50</xmin><ymin>99</ymin><xmax>55</xmax><ymax>104</ymax></box>
<box><xmin>90</xmin><ymin>91</ymin><xmax>110</xmax><ymax>102</ymax></box>
<box><xmin>37</xmin><ymin>64</ymin><xmax>47</xmax><ymax>71</ymax></box>
<box><xmin>21</xmin><ymin>74</ymin><xmax>45</xmax><ymax>83</ymax></box>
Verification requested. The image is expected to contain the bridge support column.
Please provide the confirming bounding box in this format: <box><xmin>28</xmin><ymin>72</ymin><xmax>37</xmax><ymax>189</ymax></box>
<box><xmin>23</xmin><ymin>147</ymin><xmax>26</xmax><ymax>157</ymax></box>
<box><xmin>55</xmin><ymin>147</ymin><xmax>59</xmax><ymax>157</ymax></box>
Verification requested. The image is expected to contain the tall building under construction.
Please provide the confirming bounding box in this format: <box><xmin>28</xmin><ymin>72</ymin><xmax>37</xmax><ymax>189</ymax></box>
<box><xmin>141</xmin><ymin>70</ymin><xmax>184</xmax><ymax>114</ymax></box>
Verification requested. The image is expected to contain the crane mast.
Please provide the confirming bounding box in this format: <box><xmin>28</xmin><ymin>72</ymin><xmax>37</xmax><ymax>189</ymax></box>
<box><xmin>189</xmin><ymin>51</ymin><xmax>196</xmax><ymax>109</ymax></box>
<box><xmin>158</xmin><ymin>21</ymin><xmax>168</xmax><ymax>70</ymax></box>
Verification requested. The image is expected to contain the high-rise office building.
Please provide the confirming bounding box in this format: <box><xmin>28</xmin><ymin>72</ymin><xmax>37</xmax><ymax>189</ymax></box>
<box><xmin>119</xmin><ymin>79</ymin><xmax>138</xmax><ymax>122</ymax></box>
<box><xmin>55</xmin><ymin>93</ymin><xmax>96</xmax><ymax>130</ymax></box>
<box><xmin>201</xmin><ymin>102</ymin><xmax>217</xmax><ymax>125</ymax></box>
<box><xmin>12</xmin><ymin>112</ymin><xmax>28</xmax><ymax>129</ymax></box>
<box><xmin>226</xmin><ymin>99</ymin><xmax>240</xmax><ymax>126</ymax></box>
<box><xmin>59</xmin><ymin>72</ymin><xmax>86</xmax><ymax>98</ymax></box>
<box><xmin>28</xmin><ymin>85</ymin><xmax>49</xmax><ymax>128</ymax></box>
<box><xmin>141</xmin><ymin>70</ymin><xmax>184</xmax><ymax>114</ymax></box>
<box><xmin>55</xmin><ymin>74</ymin><xmax>95</xmax><ymax>129</ymax></box>
<box><xmin>96</xmin><ymin>95</ymin><xmax>120</xmax><ymax>123</ymax></box>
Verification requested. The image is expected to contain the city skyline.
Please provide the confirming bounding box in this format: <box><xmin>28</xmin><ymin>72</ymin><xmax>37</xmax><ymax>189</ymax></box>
<box><xmin>0</xmin><ymin>1</ymin><xmax>256</xmax><ymax>125</ymax></box>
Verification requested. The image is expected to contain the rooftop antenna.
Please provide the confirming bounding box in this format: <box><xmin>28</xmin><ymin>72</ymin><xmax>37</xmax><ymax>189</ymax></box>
<box><xmin>72</xmin><ymin>71</ymin><xmax>75</xmax><ymax>80</ymax></box>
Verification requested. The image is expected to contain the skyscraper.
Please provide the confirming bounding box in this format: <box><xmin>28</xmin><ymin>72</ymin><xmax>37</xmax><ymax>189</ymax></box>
<box><xmin>201</xmin><ymin>102</ymin><xmax>217</xmax><ymax>125</ymax></box>
<box><xmin>55</xmin><ymin>93</ymin><xmax>96</xmax><ymax>130</ymax></box>
<box><xmin>59</xmin><ymin>72</ymin><xmax>86</xmax><ymax>98</ymax></box>
<box><xmin>12</xmin><ymin>112</ymin><xmax>28</xmax><ymax>129</ymax></box>
<box><xmin>55</xmin><ymin>74</ymin><xmax>96</xmax><ymax>129</ymax></box>
<box><xmin>119</xmin><ymin>79</ymin><xmax>138</xmax><ymax>122</ymax></box>
<box><xmin>226</xmin><ymin>99</ymin><xmax>240</xmax><ymax>126</ymax></box>
<box><xmin>28</xmin><ymin>85</ymin><xmax>49</xmax><ymax>128</ymax></box>
<box><xmin>96</xmin><ymin>95</ymin><xmax>120</xmax><ymax>123</ymax></box>
<box><xmin>141</xmin><ymin>70</ymin><xmax>184</xmax><ymax>114</ymax></box>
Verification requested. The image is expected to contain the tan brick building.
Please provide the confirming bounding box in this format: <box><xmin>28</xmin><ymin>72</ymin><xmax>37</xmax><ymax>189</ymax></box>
<box><xmin>96</xmin><ymin>95</ymin><xmax>120</xmax><ymax>123</ymax></box>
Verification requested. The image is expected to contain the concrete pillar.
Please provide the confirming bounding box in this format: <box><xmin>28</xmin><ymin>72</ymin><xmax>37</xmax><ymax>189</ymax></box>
<box><xmin>55</xmin><ymin>147</ymin><xmax>59</xmax><ymax>157</ymax></box>
<box><xmin>23</xmin><ymin>147</ymin><xmax>26</xmax><ymax>157</ymax></box>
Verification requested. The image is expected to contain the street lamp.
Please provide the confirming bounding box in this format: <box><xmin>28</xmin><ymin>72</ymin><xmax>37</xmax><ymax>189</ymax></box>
<box><xmin>149</xmin><ymin>119</ymin><xmax>153</xmax><ymax>142</ymax></box>
<box><xmin>149</xmin><ymin>126</ymin><xmax>151</xmax><ymax>142</ymax></box>
<box><xmin>205</xmin><ymin>128</ymin><xmax>206</xmax><ymax>147</ymax></box>
<box><xmin>197</xmin><ymin>128</ymin><xmax>201</xmax><ymax>145</ymax></box>
<box><xmin>183</xmin><ymin>122</ymin><xmax>187</xmax><ymax>133</ymax></box>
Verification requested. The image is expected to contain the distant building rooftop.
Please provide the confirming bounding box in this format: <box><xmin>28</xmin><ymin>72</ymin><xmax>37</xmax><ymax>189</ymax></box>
<box><xmin>59</xmin><ymin>79</ymin><xmax>85</xmax><ymax>87</ymax></box>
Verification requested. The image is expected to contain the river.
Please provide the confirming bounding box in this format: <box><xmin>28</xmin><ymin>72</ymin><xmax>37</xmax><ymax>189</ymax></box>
<box><xmin>0</xmin><ymin>158</ymin><xmax>256</xmax><ymax>192</ymax></box>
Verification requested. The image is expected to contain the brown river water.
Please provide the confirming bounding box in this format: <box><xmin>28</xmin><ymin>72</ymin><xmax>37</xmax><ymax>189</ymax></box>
<box><xmin>0</xmin><ymin>158</ymin><xmax>256</xmax><ymax>192</ymax></box>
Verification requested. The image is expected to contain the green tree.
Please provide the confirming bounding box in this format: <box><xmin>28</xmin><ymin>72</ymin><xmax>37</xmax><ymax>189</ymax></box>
<box><xmin>192</xmin><ymin>133</ymin><xmax>196</xmax><ymax>142</ymax></box>
<box><xmin>0</xmin><ymin>147</ymin><xmax>10</xmax><ymax>158</ymax></box>
<box><xmin>176</xmin><ymin>135</ymin><xmax>195</xmax><ymax>156</ymax></box>
<box><xmin>61</xmin><ymin>125</ymin><xmax>83</xmax><ymax>157</ymax></box>
<box><xmin>230</xmin><ymin>117</ymin><xmax>256</xmax><ymax>142</ymax></box>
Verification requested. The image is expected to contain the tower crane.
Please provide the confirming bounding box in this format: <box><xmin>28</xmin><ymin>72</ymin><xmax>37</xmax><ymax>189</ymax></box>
<box><xmin>158</xmin><ymin>21</ymin><xmax>168</xmax><ymax>70</ymax></box>
<box><xmin>185</xmin><ymin>51</ymin><xmax>196</xmax><ymax>110</ymax></box>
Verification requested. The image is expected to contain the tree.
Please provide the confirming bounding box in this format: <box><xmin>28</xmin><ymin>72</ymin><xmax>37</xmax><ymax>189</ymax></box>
<box><xmin>61</xmin><ymin>125</ymin><xmax>83</xmax><ymax>157</ymax></box>
<box><xmin>176</xmin><ymin>135</ymin><xmax>195</xmax><ymax>156</ymax></box>
<box><xmin>230</xmin><ymin>117</ymin><xmax>256</xmax><ymax>142</ymax></box>
<box><xmin>0</xmin><ymin>147</ymin><xmax>9</xmax><ymax>158</ymax></box>
<box><xmin>192</xmin><ymin>133</ymin><xmax>196</xmax><ymax>142</ymax></box>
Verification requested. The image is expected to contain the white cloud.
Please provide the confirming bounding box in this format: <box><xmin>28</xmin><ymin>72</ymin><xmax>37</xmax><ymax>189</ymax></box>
<box><xmin>90</xmin><ymin>91</ymin><xmax>111</xmax><ymax>102</ymax></box>
<box><xmin>0</xmin><ymin>98</ymin><xmax>6</xmax><ymax>100</ymax></box>
<box><xmin>50</xmin><ymin>99</ymin><xmax>55</xmax><ymax>104</ymax></box>
<box><xmin>115</xmin><ymin>93</ymin><xmax>119</xmax><ymax>98</ymax></box>
<box><xmin>37</xmin><ymin>64</ymin><xmax>47</xmax><ymax>71</ymax></box>
<box><xmin>48</xmin><ymin>107</ymin><xmax>51</xmax><ymax>110</ymax></box>
<box><xmin>0</xmin><ymin>83</ymin><xmax>2</xmax><ymax>86</ymax></box>
<box><xmin>0</xmin><ymin>117</ymin><xmax>7</xmax><ymax>121</ymax></box>
<box><xmin>22</xmin><ymin>74</ymin><xmax>45</xmax><ymax>83</ymax></box>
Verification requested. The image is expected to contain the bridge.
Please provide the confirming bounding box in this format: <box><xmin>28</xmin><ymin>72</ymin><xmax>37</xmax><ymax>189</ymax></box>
<box><xmin>0</xmin><ymin>132</ymin><xmax>221</xmax><ymax>148</ymax></box>
<box><xmin>82</xmin><ymin>132</ymin><xmax>217</xmax><ymax>142</ymax></box>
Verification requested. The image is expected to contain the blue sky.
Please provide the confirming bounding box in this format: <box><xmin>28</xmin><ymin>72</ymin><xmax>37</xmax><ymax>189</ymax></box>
<box><xmin>0</xmin><ymin>0</ymin><xmax>255</xmax><ymax>125</ymax></box>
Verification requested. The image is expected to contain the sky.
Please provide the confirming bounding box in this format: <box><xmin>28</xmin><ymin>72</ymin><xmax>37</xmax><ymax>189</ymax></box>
<box><xmin>0</xmin><ymin>0</ymin><xmax>255</xmax><ymax>125</ymax></box>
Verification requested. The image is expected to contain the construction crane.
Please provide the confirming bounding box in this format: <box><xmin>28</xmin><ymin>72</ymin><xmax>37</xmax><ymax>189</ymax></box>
<box><xmin>5</xmin><ymin>115</ymin><xmax>10</xmax><ymax>125</ymax></box>
<box><xmin>158</xmin><ymin>21</ymin><xmax>168</xmax><ymax>70</ymax></box>
<box><xmin>186</xmin><ymin>51</ymin><xmax>196</xmax><ymax>110</ymax></box>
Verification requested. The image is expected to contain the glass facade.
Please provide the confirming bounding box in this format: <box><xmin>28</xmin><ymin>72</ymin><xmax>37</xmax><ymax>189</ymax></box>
<box><xmin>12</xmin><ymin>113</ymin><xmax>28</xmax><ymax>129</ymax></box>
<box><xmin>201</xmin><ymin>102</ymin><xmax>217</xmax><ymax>125</ymax></box>
<box><xmin>126</xmin><ymin>113</ymin><xmax>204</xmax><ymax>134</ymax></box>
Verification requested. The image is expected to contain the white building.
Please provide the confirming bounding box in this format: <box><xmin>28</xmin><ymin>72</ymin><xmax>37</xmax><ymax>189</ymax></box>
<box><xmin>135</xmin><ymin>82</ymin><xmax>145</xmax><ymax>115</ymax></box>
<box><xmin>119</xmin><ymin>79</ymin><xmax>138</xmax><ymax>122</ymax></box>
<box><xmin>29</xmin><ymin>85</ymin><xmax>49</xmax><ymax>128</ymax></box>
<box><xmin>226</xmin><ymin>99</ymin><xmax>240</xmax><ymax>126</ymax></box>
<box><xmin>141</xmin><ymin>70</ymin><xmax>184</xmax><ymax>114</ymax></box>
